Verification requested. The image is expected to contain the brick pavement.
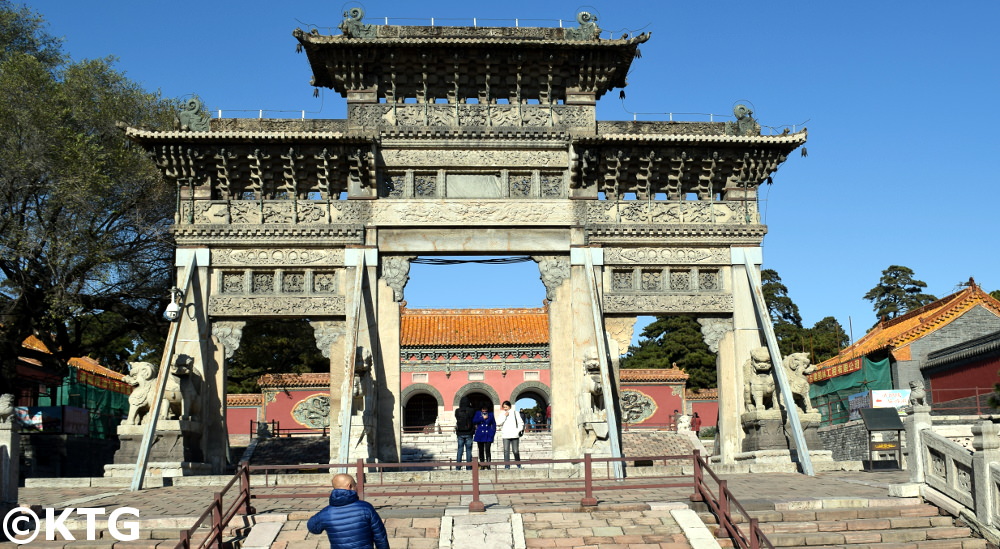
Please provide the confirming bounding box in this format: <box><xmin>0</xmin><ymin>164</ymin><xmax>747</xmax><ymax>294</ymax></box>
<box><xmin>2</xmin><ymin>469</ymin><xmax>912</xmax><ymax>548</ymax></box>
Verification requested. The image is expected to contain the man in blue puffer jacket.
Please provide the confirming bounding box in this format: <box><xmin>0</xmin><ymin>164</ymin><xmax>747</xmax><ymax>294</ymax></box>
<box><xmin>307</xmin><ymin>473</ymin><xmax>390</xmax><ymax>549</ymax></box>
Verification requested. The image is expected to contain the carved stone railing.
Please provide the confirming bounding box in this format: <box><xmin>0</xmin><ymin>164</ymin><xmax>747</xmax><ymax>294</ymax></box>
<box><xmin>908</xmin><ymin>408</ymin><xmax>1000</xmax><ymax>541</ymax></box>
<box><xmin>921</xmin><ymin>429</ymin><xmax>975</xmax><ymax>509</ymax></box>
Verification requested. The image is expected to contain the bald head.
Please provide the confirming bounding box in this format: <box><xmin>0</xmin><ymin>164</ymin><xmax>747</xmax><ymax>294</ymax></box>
<box><xmin>331</xmin><ymin>473</ymin><xmax>356</xmax><ymax>490</ymax></box>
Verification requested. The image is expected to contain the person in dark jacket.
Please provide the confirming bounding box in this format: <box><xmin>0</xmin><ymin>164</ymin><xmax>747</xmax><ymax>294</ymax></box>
<box><xmin>454</xmin><ymin>396</ymin><xmax>475</xmax><ymax>470</ymax></box>
<box><xmin>307</xmin><ymin>473</ymin><xmax>390</xmax><ymax>549</ymax></box>
<box><xmin>472</xmin><ymin>403</ymin><xmax>496</xmax><ymax>469</ymax></box>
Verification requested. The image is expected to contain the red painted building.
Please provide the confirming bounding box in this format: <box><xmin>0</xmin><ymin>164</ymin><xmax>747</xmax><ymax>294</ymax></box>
<box><xmin>223</xmin><ymin>307</ymin><xmax>716</xmax><ymax>437</ymax></box>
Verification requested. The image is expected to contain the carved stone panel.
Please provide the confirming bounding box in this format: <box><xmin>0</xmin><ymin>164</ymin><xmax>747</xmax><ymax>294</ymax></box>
<box><xmin>604</xmin><ymin>247</ymin><xmax>729</xmax><ymax>265</ymax></box>
<box><xmin>381</xmin><ymin>149</ymin><xmax>566</xmax><ymax>169</ymax></box>
<box><xmin>587</xmin><ymin>201</ymin><xmax>758</xmax><ymax>225</ymax></box>
<box><xmin>620</xmin><ymin>389</ymin><xmax>657</xmax><ymax>424</ymax></box>
<box><xmin>212</xmin><ymin>249</ymin><xmax>345</xmax><ymax>267</ymax></box>
<box><xmin>371</xmin><ymin>201</ymin><xmax>578</xmax><ymax>225</ymax></box>
<box><xmin>207</xmin><ymin>296</ymin><xmax>346</xmax><ymax>317</ymax></box>
<box><xmin>603</xmin><ymin>294</ymin><xmax>734</xmax><ymax>314</ymax></box>
<box><xmin>211</xmin><ymin>321</ymin><xmax>246</xmax><ymax>360</ymax></box>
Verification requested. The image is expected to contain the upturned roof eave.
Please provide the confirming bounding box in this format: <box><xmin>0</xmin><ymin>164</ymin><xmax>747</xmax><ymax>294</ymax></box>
<box><xmin>123</xmin><ymin>127</ymin><xmax>376</xmax><ymax>144</ymax></box>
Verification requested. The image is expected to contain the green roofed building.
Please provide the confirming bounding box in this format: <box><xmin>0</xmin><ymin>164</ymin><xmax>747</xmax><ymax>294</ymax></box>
<box><xmin>808</xmin><ymin>279</ymin><xmax>1000</xmax><ymax>424</ymax></box>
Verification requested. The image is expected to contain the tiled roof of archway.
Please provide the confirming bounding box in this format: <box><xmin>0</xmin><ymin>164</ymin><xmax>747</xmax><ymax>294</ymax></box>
<box><xmin>620</xmin><ymin>368</ymin><xmax>689</xmax><ymax>382</ymax></box>
<box><xmin>68</xmin><ymin>356</ymin><xmax>125</xmax><ymax>381</ymax></box>
<box><xmin>227</xmin><ymin>393</ymin><xmax>263</xmax><ymax>407</ymax></box>
<box><xmin>400</xmin><ymin>307</ymin><xmax>549</xmax><ymax>347</ymax></box>
<box><xmin>19</xmin><ymin>335</ymin><xmax>124</xmax><ymax>381</ymax></box>
<box><xmin>686</xmin><ymin>388</ymin><xmax>718</xmax><ymax>400</ymax></box>
<box><xmin>814</xmin><ymin>281</ymin><xmax>1000</xmax><ymax>377</ymax></box>
<box><xmin>258</xmin><ymin>372</ymin><xmax>331</xmax><ymax>389</ymax></box>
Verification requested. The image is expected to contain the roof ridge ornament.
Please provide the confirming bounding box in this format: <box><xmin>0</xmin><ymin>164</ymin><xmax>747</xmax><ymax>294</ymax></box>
<box><xmin>724</xmin><ymin>104</ymin><xmax>760</xmax><ymax>136</ymax></box>
<box><xmin>339</xmin><ymin>7</ymin><xmax>377</xmax><ymax>39</ymax></box>
<box><xmin>175</xmin><ymin>96</ymin><xmax>211</xmax><ymax>132</ymax></box>
<box><xmin>564</xmin><ymin>11</ymin><xmax>601</xmax><ymax>41</ymax></box>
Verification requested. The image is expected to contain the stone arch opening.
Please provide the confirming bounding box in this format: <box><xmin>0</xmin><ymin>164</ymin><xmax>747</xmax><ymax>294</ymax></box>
<box><xmin>401</xmin><ymin>383</ymin><xmax>444</xmax><ymax>432</ymax></box>
<box><xmin>454</xmin><ymin>382</ymin><xmax>500</xmax><ymax>411</ymax></box>
<box><xmin>402</xmin><ymin>393</ymin><xmax>438</xmax><ymax>432</ymax></box>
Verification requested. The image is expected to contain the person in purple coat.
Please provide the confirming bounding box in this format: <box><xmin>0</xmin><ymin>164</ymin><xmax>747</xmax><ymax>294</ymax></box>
<box><xmin>472</xmin><ymin>403</ymin><xmax>497</xmax><ymax>469</ymax></box>
<box><xmin>307</xmin><ymin>473</ymin><xmax>389</xmax><ymax>549</ymax></box>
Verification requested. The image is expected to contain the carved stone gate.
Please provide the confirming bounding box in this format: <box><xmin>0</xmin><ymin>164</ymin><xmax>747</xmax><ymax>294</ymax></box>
<box><xmin>127</xmin><ymin>11</ymin><xmax>806</xmax><ymax>473</ymax></box>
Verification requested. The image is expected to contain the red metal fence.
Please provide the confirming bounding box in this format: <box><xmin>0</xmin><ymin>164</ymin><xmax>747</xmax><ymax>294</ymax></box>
<box><xmin>175</xmin><ymin>450</ymin><xmax>770</xmax><ymax>549</ymax></box>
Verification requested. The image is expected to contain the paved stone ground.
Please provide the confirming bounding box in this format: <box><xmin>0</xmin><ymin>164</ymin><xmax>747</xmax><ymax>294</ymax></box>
<box><xmin>1</xmin><ymin>469</ymin><xmax>912</xmax><ymax>548</ymax></box>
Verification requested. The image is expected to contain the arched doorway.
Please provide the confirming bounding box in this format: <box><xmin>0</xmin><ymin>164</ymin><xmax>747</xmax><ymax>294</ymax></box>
<box><xmin>514</xmin><ymin>389</ymin><xmax>549</xmax><ymax>431</ymax></box>
<box><xmin>465</xmin><ymin>391</ymin><xmax>495</xmax><ymax>412</ymax></box>
<box><xmin>403</xmin><ymin>393</ymin><xmax>438</xmax><ymax>432</ymax></box>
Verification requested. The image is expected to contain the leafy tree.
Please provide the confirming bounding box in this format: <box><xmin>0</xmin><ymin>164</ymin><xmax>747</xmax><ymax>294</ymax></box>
<box><xmin>990</xmin><ymin>289</ymin><xmax>1000</xmax><ymax>302</ymax></box>
<box><xmin>863</xmin><ymin>265</ymin><xmax>937</xmax><ymax>321</ymax></box>
<box><xmin>619</xmin><ymin>316</ymin><xmax>716</xmax><ymax>389</ymax></box>
<box><xmin>807</xmin><ymin>316</ymin><xmax>850</xmax><ymax>363</ymax></box>
<box><xmin>226</xmin><ymin>320</ymin><xmax>329</xmax><ymax>393</ymax></box>
<box><xmin>761</xmin><ymin>269</ymin><xmax>806</xmax><ymax>357</ymax></box>
<box><xmin>0</xmin><ymin>2</ymin><xmax>177</xmax><ymax>391</ymax></box>
<box><xmin>761</xmin><ymin>269</ymin><xmax>802</xmax><ymax>327</ymax></box>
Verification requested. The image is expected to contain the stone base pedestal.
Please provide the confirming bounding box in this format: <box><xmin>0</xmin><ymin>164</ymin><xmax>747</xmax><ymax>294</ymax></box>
<box><xmin>741</xmin><ymin>410</ymin><xmax>827</xmax><ymax>453</ymax></box>
<box><xmin>103</xmin><ymin>462</ymin><xmax>212</xmax><ymax>478</ymax></box>
<box><xmin>0</xmin><ymin>422</ymin><xmax>19</xmax><ymax>505</ymax></box>
<box><xmin>109</xmin><ymin>420</ymin><xmax>208</xmax><ymax>477</ymax></box>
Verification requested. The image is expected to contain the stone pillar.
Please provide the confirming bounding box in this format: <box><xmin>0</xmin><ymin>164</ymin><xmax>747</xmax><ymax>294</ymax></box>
<box><xmin>375</xmin><ymin>259</ymin><xmax>402</xmax><ymax>463</ymax></box>
<box><xmin>715</xmin><ymin>330</ymin><xmax>739</xmax><ymax>463</ymax></box>
<box><xmin>699</xmin><ymin>318</ymin><xmax>735</xmax><ymax>461</ymax></box>
<box><xmin>0</xmin><ymin>417</ymin><xmax>19</xmax><ymax>506</ymax></box>
<box><xmin>905</xmin><ymin>405</ymin><xmax>932</xmax><ymax>483</ymax></box>
<box><xmin>728</xmin><ymin>248</ymin><xmax>764</xmax><ymax>460</ymax></box>
<box><xmin>539</xmin><ymin>255</ymin><xmax>578</xmax><ymax>460</ymax></box>
<box><xmin>972</xmin><ymin>420</ymin><xmax>999</xmax><ymax>526</ymax></box>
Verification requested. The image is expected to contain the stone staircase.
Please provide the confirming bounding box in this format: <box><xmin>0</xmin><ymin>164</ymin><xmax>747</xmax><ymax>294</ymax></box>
<box><xmin>401</xmin><ymin>430</ymin><xmax>552</xmax><ymax>465</ymax></box>
<box><xmin>697</xmin><ymin>497</ymin><xmax>987</xmax><ymax>548</ymax></box>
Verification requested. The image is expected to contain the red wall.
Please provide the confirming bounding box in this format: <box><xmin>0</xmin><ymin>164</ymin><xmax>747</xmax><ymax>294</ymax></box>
<box><xmin>402</xmin><ymin>369</ymin><xmax>551</xmax><ymax>411</ymax></box>
<box><xmin>265</xmin><ymin>389</ymin><xmax>330</xmax><ymax>433</ymax></box>
<box><xmin>691</xmin><ymin>401</ymin><xmax>718</xmax><ymax>428</ymax></box>
<box><xmin>620</xmin><ymin>383</ymin><xmax>684</xmax><ymax>428</ymax></box>
<box><xmin>226</xmin><ymin>406</ymin><xmax>259</xmax><ymax>435</ymax></box>
<box><xmin>929</xmin><ymin>357</ymin><xmax>1000</xmax><ymax>402</ymax></box>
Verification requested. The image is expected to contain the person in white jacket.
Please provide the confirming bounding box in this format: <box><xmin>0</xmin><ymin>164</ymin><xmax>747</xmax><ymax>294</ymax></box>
<box><xmin>497</xmin><ymin>400</ymin><xmax>524</xmax><ymax>469</ymax></box>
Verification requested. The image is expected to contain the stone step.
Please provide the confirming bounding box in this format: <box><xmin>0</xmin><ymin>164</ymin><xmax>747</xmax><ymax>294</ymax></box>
<box><xmin>699</xmin><ymin>503</ymin><xmax>984</xmax><ymax>549</ymax></box>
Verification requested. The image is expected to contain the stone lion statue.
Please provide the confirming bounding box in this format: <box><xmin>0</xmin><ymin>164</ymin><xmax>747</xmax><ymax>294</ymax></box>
<box><xmin>909</xmin><ymin>380</ymin><xmax>927</xmax><ymax>406</ymax></box>
<box><xmin>0</xmin><ymin>393</ymin><xmax>14</xmax><ymax>423</ymax></box>
<box><xmin>123</xmin><ymin>362</ymin><xmax>159</xmax><ymax>425</ymax></box>
<box><xmin>782</xmin><ymin>352</ymin><xmax>816</xmax><ymax>414</ymax></box>
<box><xmin>743</xmin><ymin>348</ymin><xmax>816</xmax><ymax>414</ymax></box>
<box><xmin>123</xmin><ymin>358</ymin><xmax>201</xmax><ymax>425</ymax></box>
<box><xmin>743</xmin><ymin>347</ymin><xmax>775</xmax><ymax>412</ymax></box>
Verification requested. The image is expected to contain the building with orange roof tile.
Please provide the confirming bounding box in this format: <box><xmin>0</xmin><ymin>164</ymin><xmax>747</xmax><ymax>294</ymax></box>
<box><xmin>808</xmin><ymin>279</ymin><xmax>1000</xmax><ymax>423</ymax></box>
<box><xmin>227</xmin><ymin>306</ymin><xmax>709</xmax><ymax>439</ymax></box>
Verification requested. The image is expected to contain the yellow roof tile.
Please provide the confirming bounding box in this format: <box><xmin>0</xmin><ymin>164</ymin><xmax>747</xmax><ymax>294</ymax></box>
<box><xmin>400</xmin><ymin>307</ymin><xmax>549</xmax><ymax>347</ymax></box>
<box><xmin>620</xmin><ymin>368</ymin><xmax>689</xmax><ymax>382</ymax></box>
<box><xmin>814</xmin><ymin>281</ymin><xmax>1000</xmax><ymax>377</ymax></box>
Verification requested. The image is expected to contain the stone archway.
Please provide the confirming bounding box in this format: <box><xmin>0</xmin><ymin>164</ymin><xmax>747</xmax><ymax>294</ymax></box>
<box><xmin>453</xmin><ymin>382</ymin><xmax>501</xmax><ymax>410</ymax></box>
<box><xmin>401</xmin><ymin>383</ymin><xmax>444</xmax><ymax>431</ymax></box>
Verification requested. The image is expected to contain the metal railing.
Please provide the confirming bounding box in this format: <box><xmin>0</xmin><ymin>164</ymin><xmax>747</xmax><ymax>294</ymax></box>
<box><xmin>250</xmin><ymin>419</ymin><xmax>328</xmax><ymax>438</ymax></box>
<box><xmin>175</xmin><ymin>450</ymin><xmax>770</xmax><ymax>548</ymax></box>
<box><xmin>692</xmin><ymin>451</ymin><xmax>773</xmax><ymax>549</ymax></box>
<box><xmin>174</xmin><ymin>463</ymin><xmax>254</xmax><ymax>549</ymax></box>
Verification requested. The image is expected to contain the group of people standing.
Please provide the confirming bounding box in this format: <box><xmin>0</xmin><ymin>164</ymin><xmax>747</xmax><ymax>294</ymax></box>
<box><xmin>454</xmin><ymin>397</ymin><xmax>524</xmax><ymax>469</ymax></box>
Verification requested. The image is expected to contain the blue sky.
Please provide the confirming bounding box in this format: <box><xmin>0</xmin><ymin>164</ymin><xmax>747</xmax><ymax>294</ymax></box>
<box><xmin>28</xmin><ymin>1</ymin><xmax>1000</xmax><ymax>347</ymax></box>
